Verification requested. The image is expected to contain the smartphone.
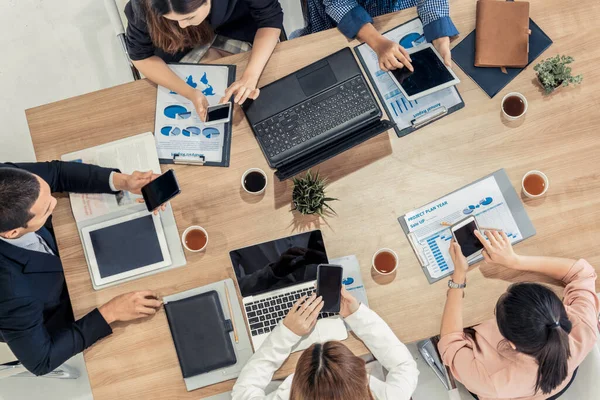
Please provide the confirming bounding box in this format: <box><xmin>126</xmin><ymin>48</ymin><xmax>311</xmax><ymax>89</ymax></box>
<box><xmin>141</xmin><ymin>169</ymin><xmax>181</xmax><ymax>212</ymax></box>
<box><xmin>316</xmin><ymin>264</ymin><xmax>343</xmax><ymax>313</ymax></box>
<box><xmin>451</xmin><ymin>216</ymin><xmax>484</xmax><ymax>261</ymax></box>
<box><xmin>204</xmin><ymin>102</ymin><xmax>232</xmax><ymax>126</ymax></box>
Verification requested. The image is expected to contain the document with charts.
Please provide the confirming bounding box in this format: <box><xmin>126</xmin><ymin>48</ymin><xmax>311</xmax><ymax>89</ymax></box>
<box><xmin>403</xmin><ymin>176</ymin><xmax>523</xmax><ymax>280</ymax></box>
<box><xmin>354</xmin><ymin>18</ymin><xmax>463</xmax><ymax>135</ymax></box>
<box><xmin>154</xmin><ymin>64</ymin><xmax>234</xmax><ymax>164</ymax></box>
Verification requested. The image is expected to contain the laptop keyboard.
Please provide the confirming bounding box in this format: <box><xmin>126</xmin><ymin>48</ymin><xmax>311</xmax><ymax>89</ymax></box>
<box><xmin>245</xmin><ymin>286</ymin><xmax>337</xmax><ymax>337</ymax></box>
<box><xmin>254</xmin><ymin>75</ymin><xmax>378</xmax><ymax>159</ymax></box>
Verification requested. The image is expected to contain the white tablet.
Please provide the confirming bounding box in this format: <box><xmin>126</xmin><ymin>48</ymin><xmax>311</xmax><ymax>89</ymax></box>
<box><xmin>388</xmin><ymin>43</ymin><xmax>460</xmax><ymax>101</ymax></box>
<box><xmin>81</xmin><ymin>210</ymin><xmax>172</xmax><ymax>287</ymax></box>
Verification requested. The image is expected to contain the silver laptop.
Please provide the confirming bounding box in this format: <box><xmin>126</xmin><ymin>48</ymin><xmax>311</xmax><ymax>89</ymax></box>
<box><xmin>229</xmin><ymin>230</ymin><xmax>348</xmax><ymax>351</ymax></box>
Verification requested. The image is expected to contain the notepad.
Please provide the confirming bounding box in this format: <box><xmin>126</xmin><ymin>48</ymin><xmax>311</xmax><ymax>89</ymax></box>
<box><xmin>164</xmin><ymin>291</ymin><xmax>237</xmax><ymax>378</ymax></box>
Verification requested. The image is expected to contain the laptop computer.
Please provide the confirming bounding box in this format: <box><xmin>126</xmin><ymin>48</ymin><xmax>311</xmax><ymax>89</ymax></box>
<box><xmin>242</xmin><ymin>47</ymin><xmax>395</xmax><ymax>180</ymax></box>
<box><xmin>229</xmin><ymin>230</ymin><xmax>348</xmax><ymax>352</ymax></box>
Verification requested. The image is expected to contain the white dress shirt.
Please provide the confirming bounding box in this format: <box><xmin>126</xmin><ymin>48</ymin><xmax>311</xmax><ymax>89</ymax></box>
<box><xmin>0</xmin><ymin>172</ymin><xmax>118</xmax><ymax>255</ymax></box>
<box><xmin>231</xmin><ymin>304</ymin><xmax>419</xmax><ymax>400</ymax></box>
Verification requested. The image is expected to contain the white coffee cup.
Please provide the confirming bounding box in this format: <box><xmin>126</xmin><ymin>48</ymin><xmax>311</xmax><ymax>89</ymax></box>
<box><xmin>181</xmin><ymin>226</ymin><xmax>208</xmax><ymax>252</ymax></box>
<box><xmin>501</xmin><ymin>92</ymin><xmax>528</xmax><ymax>120</ymax></box>
<box><xmin>241</xmin><ymin>168</ymin><xmax>267</xmax><ymax>195</ymax></box>
<box><xmin>522</xmin><ymin>170</ymin><xmax>549</xmax><ymax>198</ymax></box>
<box><xmin>372</xmin><ymin>248</ymin><xmax>399</xmax><ymax>275</ymax></box>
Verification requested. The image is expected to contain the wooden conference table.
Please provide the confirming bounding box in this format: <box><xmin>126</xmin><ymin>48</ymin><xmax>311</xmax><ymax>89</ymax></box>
<box><xmin>25</xmin><ymin>0</ymin><xmax>600</xmax><ymax>398</ymax></box>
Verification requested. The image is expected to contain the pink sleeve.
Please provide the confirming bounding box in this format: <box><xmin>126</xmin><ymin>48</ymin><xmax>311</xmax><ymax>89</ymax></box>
<box><xmin>437</xmin><ymin>332</ymin><xmax>498</xmax><ymax>398</ymax></box>
<box><xmin>562</xmin><ymin>259</ymin><xmax>599</xmax><ymax>333</ymax></box>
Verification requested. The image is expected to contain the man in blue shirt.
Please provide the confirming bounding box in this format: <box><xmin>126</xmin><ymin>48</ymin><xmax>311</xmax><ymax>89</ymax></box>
<box><xmin>293</xmin><ymin>0</ymin><xmax>459</xmax><ymax>71</ymax></box>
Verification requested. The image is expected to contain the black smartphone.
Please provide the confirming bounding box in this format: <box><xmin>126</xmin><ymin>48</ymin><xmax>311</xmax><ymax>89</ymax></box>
<box><xmin>451</xmin><ymin>216</ymin><xmax>484</xmax><ymax>261</ymax></box>
<box><xmin>141</xmin><ymin>169</ymin><xmax>181</xmax><ymax>212</ymax></box>
<box><xmin>205</xmin><ymin>102</ymin><xmax>232</xmax><ymax>126</ymax></box>
<box><xmin>316</xmin><ymin>264</ymin><xmax>343</xmax><ymax>313</ymax></box>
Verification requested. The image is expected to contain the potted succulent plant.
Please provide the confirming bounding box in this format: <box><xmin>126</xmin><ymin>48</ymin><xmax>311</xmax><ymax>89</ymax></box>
<box><xmin>533</xmin><ymin>55</ymin><xmax>583</xmax><ymax>94</ymax></box>
<box><xmin>292</xmin><ymin>170</ymin><xmax>337</xmax><ymax>216</ymax></box>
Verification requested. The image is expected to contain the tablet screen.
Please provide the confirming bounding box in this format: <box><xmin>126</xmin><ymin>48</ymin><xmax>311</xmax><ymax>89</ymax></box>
<box><xmin>90</xmin><ymin>215</ymin><xmax>164</xmax><ymax>278</ymax></box>
<box><xmin>390</xmin><ymin>47</ymin><xmax>455</xmax><ymax>97</ymax></box>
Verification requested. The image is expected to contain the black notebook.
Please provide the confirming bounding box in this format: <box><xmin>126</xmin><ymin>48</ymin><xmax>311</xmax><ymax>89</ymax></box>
<box><xmin>164</xmin><ymin>291</ymin><xmax>236</xmax><ymax>378</ymax></box>
<box><xmin>451</xmin><ymin>19</ymin><xmax>553</xmax><ymax>98</ymax></box>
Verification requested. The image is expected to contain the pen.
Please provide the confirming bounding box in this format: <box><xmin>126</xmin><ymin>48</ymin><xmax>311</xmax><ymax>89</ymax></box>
<box><xmin>224</xmin><ymin>283</ymin><xmax>239</xmax><ymax>343</ymax></box>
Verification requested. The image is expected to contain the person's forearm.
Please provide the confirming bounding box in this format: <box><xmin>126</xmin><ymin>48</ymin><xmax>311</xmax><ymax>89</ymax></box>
<box><xmin>132</xmin><ymin>56</ymin><xmax>196</xmax><ymax>100</ymax></box>
<box><xmin>243</xmin><ymin>27</ymin><xmax>280</xmax><ymax>84</ymax></box>
<box><xmin>357</xmin><ymin>23</ymin><xmax>382</xmax><ymax>48</ymax></box>
<box><xmin>440</xmin><ymin>269</ymin><xmax>466</xmax><ymax>336</ymax></box>
<box><xmin>513</xmin><ymin>255</ymin><xmax>576</xmax><ymax>282</ymax></box>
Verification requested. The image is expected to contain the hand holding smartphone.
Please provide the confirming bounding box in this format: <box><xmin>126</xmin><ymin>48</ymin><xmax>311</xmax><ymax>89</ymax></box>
<box><xmin>141</xmin><ymin>169</ymin><xmax>181</xmax><ymax>212</ymax></box>
<box><xmin>205</xmin><ymin>102</ymin><xmax>232</xmax><ymax>126</ymax></box>
<box><xmin>316</xmin><ymin>264</ymin><xmax>343</xmax><ymax>312</ymax></box>
<box><xmin>451</xmin><ymin>216</ymin><xmax>484</xmax><ymax>262</ymax></box>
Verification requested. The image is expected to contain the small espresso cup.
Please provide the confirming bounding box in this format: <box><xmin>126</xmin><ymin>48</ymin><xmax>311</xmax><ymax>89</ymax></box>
<box><xmin>501</xmin><ymin>92</ymin><xmax>528</xmax><ymax>120</ymax></box>
<box><xmin>522</xmin><ymin>170</ymin><xmax>549</xmax><ymax>199</ymax></box>
<box><xmin>181</xmin><ymin>226</ymin><xmax>209</xmax><ymax>252</ymax></box>
<box><xmin>241</xmin><ymin>168</ymin><xmax>268</xmax><ymax>195</ymax></box>
<box><xmin>372</xmin><ymin>248</ymin><xmax>399</xmax><ymax>275</ymax></box>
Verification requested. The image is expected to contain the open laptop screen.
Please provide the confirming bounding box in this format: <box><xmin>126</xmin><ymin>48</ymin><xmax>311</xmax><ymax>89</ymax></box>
<box><xmin>229</xmin><ymin>230</ymin><xmax>328</xmax><ymax>298</ymax></box>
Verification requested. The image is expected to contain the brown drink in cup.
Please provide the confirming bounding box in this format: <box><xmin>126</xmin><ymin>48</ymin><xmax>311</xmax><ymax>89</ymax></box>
<box><xmin>182</xmin><ymin>226</ymin><xmax>208</xmax><ymax>252</ymax></box>
<box><xmin>372</xmin><ymin>248</ymin><xmax>399</xmax><ymax>275</ymax></box>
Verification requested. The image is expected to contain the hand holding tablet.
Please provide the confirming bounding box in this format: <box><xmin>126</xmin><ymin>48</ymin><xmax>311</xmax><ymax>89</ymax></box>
<box><xmin>388</xmin><ymin>44</ymin><xmax>460</xmax><ymax>101</ymax></box>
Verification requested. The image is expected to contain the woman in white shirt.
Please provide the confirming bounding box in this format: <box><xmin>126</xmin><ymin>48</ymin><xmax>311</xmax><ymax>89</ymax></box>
<box><xmin>232</xmin><ymin>288</ymin><xmax>419</xmax><ymax>400</ymax></box>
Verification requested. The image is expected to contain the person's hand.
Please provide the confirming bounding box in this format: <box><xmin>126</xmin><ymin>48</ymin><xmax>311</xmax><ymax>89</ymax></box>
<box><xmin>339</xmin><ymin>287</ymin><xmax>360</xmax><ymax>318</ymax></box>
<box><xmin>432</xmin><ymin>36</ymin><xmax>452</xmax><ymax>67</ymax></box>
<box><xmin>449</xmin><ymin>240</ymin><xmax>468</xmax><ymax>284</ymax></box>
<box><xmin>221</xmin><ymin>73</ymin><xmax>260</xmax><ymax>105</ymax></box>
<box><xmin>372</xmin><ymin>35</ymin><xmax>413</xmax><ymax>72</ymax></box>
<box><xmin>113</xmin><ymin>171</ymin><xmax>167</xmax><ymax>214</ymax></box>
<box><xmin>190</xmin><ymin>90</ymin><xmax>209</xmax><ymax>121</ymax></box>
<box><xmin>99</xmin><ymin>291</ymin><xmax>162</xmax><ymax>324</ymax></box>
<box><xmin>283</xmin><ymin>293</ymin><xmax>323</xmax><ymax>336</ymax></box>
<box><xmin>475</xmin><ymin>230</ymin><xmax>520</xmax><ymax>268</ymax></box>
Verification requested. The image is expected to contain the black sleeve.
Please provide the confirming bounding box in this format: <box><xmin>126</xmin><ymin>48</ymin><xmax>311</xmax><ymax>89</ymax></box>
<box><xmin>0</xmin><ymin>297</ymin><xmax>112</xmax><ymax>376</ymax></box>
<box><xmin>124</xmin><ymin>0</ymin><xmax>157</xmax><ymax>61</ymax></box>
<box><xmin>7</xmin><ymin>161</ymin><xmax>119</xmax><ymax>194</ymax></box>
<box><xmin>243</xmin><ymin>0</ymin><xmax>284</xmax><ymax>30</ymax></box>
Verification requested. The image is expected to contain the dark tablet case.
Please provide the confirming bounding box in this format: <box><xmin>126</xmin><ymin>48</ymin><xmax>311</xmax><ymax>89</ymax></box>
<box><xmin>164</xmin><ymin>290</ymin><xmax>236</xmax><ymax>378</ymax></box>
<box><xmin>451</xmin><ymin>19</ymin><xmax>553</xmax><ymax>98</ymax></box>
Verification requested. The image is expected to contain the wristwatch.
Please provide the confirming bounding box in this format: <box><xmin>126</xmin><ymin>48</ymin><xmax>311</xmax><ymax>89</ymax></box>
<box><xmin>448</xmin><ymin>278</ymin><xmax>467</xmax><ymax>289</ymax></box>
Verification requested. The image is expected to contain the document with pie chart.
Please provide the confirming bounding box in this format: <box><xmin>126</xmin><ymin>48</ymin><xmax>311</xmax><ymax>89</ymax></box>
<box><xmin>154</xmin><ymin>63</ymin><xmax>235</xmax><ymax>166</ymax></box>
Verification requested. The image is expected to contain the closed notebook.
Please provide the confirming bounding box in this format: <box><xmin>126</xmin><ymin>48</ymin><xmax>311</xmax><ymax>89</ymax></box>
<box><xmin>475</xmin><ymin>0</ymin><xmax>530</xmax><ymax>68</ymax></box>
<box><xmin>164</xmin><ymin>290</ymin><xmax>236</xmax><ymax>378</ymax></box>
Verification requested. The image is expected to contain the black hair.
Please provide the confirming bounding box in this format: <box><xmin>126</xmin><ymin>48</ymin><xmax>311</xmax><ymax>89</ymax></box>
<box><xmin>0</xmin><ymin>168</ymin><xmax>41</xmax><ymax>232</ymax></box>
<box><xmin>149</xmin><ymin>0</ymin><xmax>207</xmax><ymax>15</ymax></box>
<box><xmin>496</xmin><ymin>283</ymin><xmax>572</xmax><ymax>394</ymax></box>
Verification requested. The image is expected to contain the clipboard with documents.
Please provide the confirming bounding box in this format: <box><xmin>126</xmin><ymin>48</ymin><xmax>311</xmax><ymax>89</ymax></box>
<box><xmin>353</xmin><ymin>18</ymin><xmax>465</xmax><ymax>138</ymax></box>
<box><xmin>154</xmin><ymin>63</ymin><xmax>236</xmax><ymax>166</ymax></box>
<box><xmin>398</xmin><ymin>169</ymin><xmax>536</xmax><ymax>284</ymax></box>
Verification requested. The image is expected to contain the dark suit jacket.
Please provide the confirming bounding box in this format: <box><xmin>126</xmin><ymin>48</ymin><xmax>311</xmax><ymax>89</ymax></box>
<box><xmin>0</xmin><ymin>161</ymin><xmax>118</xmax><ymax>375</ymax></box>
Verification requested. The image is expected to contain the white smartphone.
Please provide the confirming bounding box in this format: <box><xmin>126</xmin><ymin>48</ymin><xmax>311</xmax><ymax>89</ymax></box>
<box><xmin>451</xmin><ymin>216</ymin><xmax>484</xmax><ymax>262</ymax></box>
<box><xmin>204</xmin><ymin>102</ymin><xmax>232</xmax><ymax>126</ymax></box>
<box><xmin>387</xmin><ymin>43</ymin><xmax>460</xmax><ymax>101</ymax></box>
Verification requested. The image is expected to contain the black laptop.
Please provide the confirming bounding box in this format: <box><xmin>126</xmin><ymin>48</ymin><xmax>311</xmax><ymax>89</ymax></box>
<box><xmin>242</xmin><ymin>47</ymin><xmax>395</xmax><ymax>180</ymax></box>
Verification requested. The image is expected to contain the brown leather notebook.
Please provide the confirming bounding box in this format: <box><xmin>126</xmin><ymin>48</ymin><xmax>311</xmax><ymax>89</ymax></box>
<box><xmin>475</xmin><ymin>0</ymin><xmax>530</xmax><ymax>68</ymax></box>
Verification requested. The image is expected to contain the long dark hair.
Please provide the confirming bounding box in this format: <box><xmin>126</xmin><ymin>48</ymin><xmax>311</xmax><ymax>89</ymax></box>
<box><xmin>496</xmin><ymin>283</ymin><xmax>572</xmax><ymax>394</ymax></box>
<box><xmin>290</xmin><ymin>341</ymin><xmax>375</xmax><ymax>400</ymax></box>
<box><xmin>144</xmin><ymin>0</ymin><xmax>213</xmax><ymax>54</ymax></box>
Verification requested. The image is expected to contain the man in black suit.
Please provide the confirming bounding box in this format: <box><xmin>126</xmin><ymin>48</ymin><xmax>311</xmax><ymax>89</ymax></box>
<box><xmin>0</xmin><ymin>161</ymin><xmax>163</xmax><ymax>376</ymax></box>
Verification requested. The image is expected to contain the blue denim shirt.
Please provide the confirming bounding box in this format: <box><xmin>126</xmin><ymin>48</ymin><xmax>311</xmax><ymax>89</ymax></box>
<box><xmin>293</xmin><ymin>0</ymin><xmax>459</xmax><ymax>43</ymax></box>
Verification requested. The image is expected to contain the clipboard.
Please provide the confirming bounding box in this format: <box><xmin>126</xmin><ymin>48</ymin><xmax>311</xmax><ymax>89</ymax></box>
<box><xmin>156</xmin><ymin>63</ymin><xmax>236</xmax><ymax>167</ymax></box>
<box><xmin>353</xmin><ymin>18</ymin><xmax>465</xmax><ymax>138</ymax></box>
<box><xmin>398</xmin><ymin>169</ymin><xmax>536</xmax><ymax>284</ymax></box>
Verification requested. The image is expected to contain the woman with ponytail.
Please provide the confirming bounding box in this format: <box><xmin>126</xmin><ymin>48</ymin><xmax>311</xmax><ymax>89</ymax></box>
<box><xmin>438</xmin><ymin>230</ymin><xmax>599</xmax><ymax>400</ymax></box>
<box><xmin>124</xmin><ymin>0</ymin><xmax>283</xmax><ymax>119</ymax></box>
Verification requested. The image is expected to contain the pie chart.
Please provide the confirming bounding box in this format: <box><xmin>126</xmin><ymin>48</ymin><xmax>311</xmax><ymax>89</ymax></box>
<box><xmin>399</xmin><ymin>32</ymin><xmax>426</xmax><ymax>49</ymax></box>
<box><xmin>164</xmin><ymin>105</ymin><xmax>190</xmax><ymax>119</ymax></box>
<box><xmin>202</xmin><ymin>127</ymin><xmax>220</xmax><ymax>139</ymax></box>
<box><xmin>184</xmin><ymin>127</ymin><xmax>201</xmax><ymax>136</ymax></box>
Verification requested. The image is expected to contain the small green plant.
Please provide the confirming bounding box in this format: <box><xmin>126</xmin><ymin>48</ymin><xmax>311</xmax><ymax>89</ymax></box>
<box><xmin>533</xmin><ymin>55</ymin><xmax>583</xmax><ymax>94</ymax></box>
<box><xmin>292</xmin><ymin>170</ymin><xmax>337</xmax><ymax>216</ymax></box>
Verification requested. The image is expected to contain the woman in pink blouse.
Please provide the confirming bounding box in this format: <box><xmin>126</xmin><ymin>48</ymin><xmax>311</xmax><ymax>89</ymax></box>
<box><xmin>438</xmin><ymin>229</ymin><xmax>599</xmax><ymax>400</ymax></box>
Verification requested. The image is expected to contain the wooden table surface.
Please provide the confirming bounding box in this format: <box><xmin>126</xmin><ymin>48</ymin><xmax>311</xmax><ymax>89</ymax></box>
<box><xmin>25</xmin><ymin>0</ymin><xmax>600</xmax><ymax>398</ymax></box>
